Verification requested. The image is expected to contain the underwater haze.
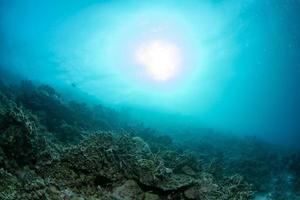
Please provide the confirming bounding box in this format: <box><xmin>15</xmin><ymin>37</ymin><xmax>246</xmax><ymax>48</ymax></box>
<box><xmin>1</xmin><ymin>0</ymin><xmax>300</xmax><ymax>147</ymax></box>
<box><xmin>1</xmin><ymin>0</ymin><xmax>300</xmax><ymax>146</ymax></box>
<box><xmin>1</xmin><ymin>0</ymin><xmax>300</xmax><ymax>199</ymax></box>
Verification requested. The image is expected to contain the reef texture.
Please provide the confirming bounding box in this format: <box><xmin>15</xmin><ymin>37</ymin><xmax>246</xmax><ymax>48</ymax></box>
<box><xmin>0</xmin><ymin>80</ymin><xmax>299</xmax><ymax>200</ymax></box>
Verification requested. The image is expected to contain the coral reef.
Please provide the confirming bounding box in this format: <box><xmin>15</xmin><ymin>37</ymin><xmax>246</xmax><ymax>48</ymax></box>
<box><xmin>0</xmin><ymin>80</ymin><xmax>299</xmax><ymax>199</ymax></box>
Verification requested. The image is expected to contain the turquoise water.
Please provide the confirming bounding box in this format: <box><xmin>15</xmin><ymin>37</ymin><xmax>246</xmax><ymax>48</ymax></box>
<box><xmin>1</xmin><ymin>0</ymin><xmax>299</xmax><ymax>147</ymax></box>
<box><xmin>0</xmin><ymin>1</ymin><xmax>300</xmax><ymax>199</ymax></box>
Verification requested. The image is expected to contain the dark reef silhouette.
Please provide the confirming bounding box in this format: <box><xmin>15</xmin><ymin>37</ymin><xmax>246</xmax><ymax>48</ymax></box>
<box><xmin>0</xmin><ymin>79</ymin><xmax>299</xmax><ymax>200</ymax></box>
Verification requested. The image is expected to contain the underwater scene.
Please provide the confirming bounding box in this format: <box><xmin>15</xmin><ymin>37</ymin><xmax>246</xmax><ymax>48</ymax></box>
<box><xmin>0</xmin><ymin>0</ymin><xmax>300</xmax><ymax>200</ymax></box>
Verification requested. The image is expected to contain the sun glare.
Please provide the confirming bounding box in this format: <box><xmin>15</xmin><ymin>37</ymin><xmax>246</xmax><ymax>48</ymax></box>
<box><xmin>135</xmin><ymin>40</ymin><xmax>182</xmax><ymax>81</ymax></box>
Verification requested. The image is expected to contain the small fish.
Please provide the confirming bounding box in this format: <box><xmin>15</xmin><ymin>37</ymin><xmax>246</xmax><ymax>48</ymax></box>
<box><xmin>71</xmin><ymin>83</ymin><xmax>77</xmax><ymax>88</ymax></box>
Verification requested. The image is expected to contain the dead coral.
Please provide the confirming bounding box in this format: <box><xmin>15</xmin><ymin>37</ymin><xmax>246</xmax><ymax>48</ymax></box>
<box><xmin>183</xmin><ymin>173</ymin><xmax>254</xmax><ymax>200</ymax></box>
<box><xmin>0</xmin><ymin>169</ymin><xmax>20</xmax><ymax>200</ymax></box>
<box><xmin>0</xmin><ymin>80</ymin><xmax>262</xmax><ymax>199</ymax></box>
<box><xmin>60</xmin><ymin>132</ymin><xmax>179</xmax><ymax>188</ymax></box>
<box><xmin>112</xmin><ymin>180</ymin><xmax>143</xmax><ymax>200</ymax></box>
<box><xmin>159</xmin><ymin>150</ymin><xmax>201</xmax><ymax>176</ymax></box>
<box><xmin>0</xmin><ymin>104</ymin><xmax>42</xmax><ymax>167</ymax></box>
<box><xmin>220</xmin><ymin>175</ymin><xmax>254</xmax><ymax>200</ymax></box>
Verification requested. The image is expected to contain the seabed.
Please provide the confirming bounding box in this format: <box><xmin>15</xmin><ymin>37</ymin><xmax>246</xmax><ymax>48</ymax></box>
<box><xmin>0</xmin><ymin>80</ymin><xmax>299</xmax><ymax>200</ymax></box>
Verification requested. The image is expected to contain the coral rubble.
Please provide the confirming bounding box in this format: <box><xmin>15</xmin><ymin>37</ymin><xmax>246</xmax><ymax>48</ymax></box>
<box><xmin>0</xmin><ymin>80</ymin><xmax>299</xmax><ymax>199</ymax></box>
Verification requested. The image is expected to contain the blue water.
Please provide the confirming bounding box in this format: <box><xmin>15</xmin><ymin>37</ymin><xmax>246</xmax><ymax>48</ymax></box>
<box><xmin>1</xmin><ymin>0</ymin><xmax>299</xmax><ymax>148</ymax></box>
<box><xmin>1</xmin><ymin>1</ymin><xmax>300</xmax><ymax>198</ymax></box>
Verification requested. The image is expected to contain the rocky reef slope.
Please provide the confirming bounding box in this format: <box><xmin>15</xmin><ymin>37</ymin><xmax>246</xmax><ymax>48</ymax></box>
<box><xmin>0</xmin><ymin>80</ymin><xmax>299</xmax><ymax>200</ymax></box>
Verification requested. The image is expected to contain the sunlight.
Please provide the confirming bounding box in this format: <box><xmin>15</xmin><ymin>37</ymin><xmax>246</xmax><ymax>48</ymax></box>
<box><xmin>135</xmin><ymin>40</ymin><xmax>182</xmax><ymax>81</ymax></box>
